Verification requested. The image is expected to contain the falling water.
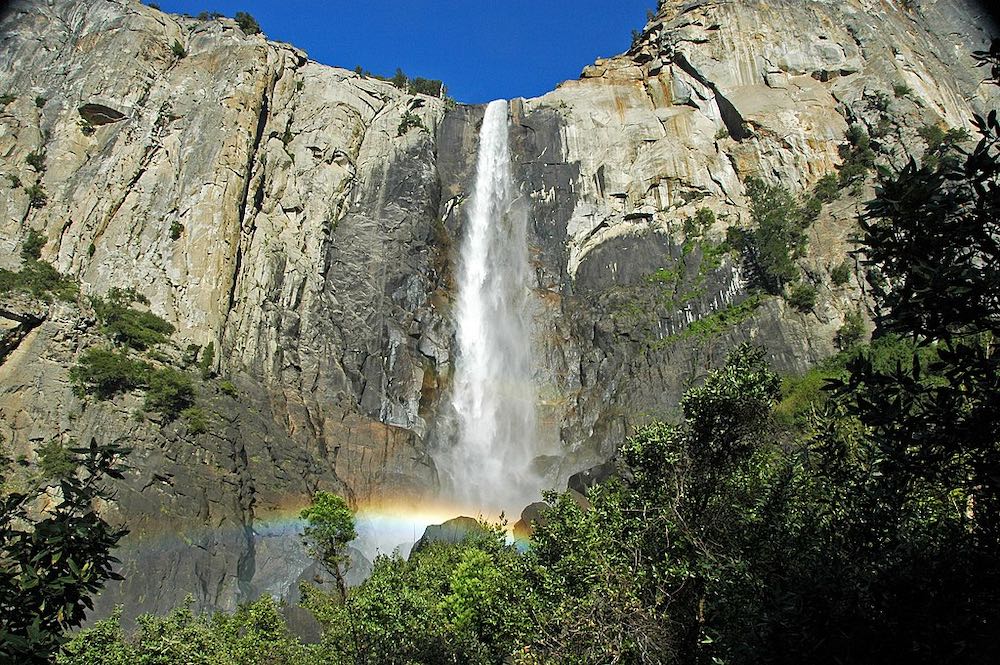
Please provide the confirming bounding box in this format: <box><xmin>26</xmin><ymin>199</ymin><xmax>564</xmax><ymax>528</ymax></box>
<box><xmin>441</xmin><ymin>99</ymin><xmax>540</xmax><ymax>517</ymax></box>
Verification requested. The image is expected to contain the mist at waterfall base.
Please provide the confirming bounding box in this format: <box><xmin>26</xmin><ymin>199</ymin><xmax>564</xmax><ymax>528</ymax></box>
<box><xmin>353</xmin><ymin>100</ymin><xmax>548</xmax><ymax>559</ymax></box>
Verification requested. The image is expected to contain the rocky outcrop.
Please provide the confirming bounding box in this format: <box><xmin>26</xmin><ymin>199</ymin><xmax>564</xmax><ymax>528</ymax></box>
<box><xmin>0</xmin><ymin>0</ymin><xmax>995</xmax><ymax>619</ymax></box>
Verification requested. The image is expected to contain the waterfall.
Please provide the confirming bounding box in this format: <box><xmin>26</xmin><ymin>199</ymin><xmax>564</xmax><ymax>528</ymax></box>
<box><xmin>441</xmin><ymin>99</ymin><xmax>541</xmax><ymax>517</ymax></box>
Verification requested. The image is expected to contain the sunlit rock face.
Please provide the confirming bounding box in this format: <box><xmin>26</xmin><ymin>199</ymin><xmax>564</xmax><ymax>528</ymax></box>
<box><xmin>0</xmin><ymin>0</ymin><xmax>996</xmax><ymax>620</ymax></box>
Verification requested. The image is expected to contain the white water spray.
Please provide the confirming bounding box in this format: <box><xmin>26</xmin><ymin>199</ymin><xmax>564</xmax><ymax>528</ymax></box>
<box><xmin>441</xmin><ymin>99</ymin><xmax>541</xmax><ymax>517</ymax></box>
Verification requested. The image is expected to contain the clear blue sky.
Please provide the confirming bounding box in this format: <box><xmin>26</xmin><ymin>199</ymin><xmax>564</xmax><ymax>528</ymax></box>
<box><xmin>149</xmin><ymin>1</ymin><xmax>656</xmax><ymax>103</ymax></box>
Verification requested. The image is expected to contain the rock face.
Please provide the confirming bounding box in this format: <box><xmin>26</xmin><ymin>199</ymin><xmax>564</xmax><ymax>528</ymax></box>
<box><xmin>0</xmin><ymin>0</ymin><xmax>996</xmax><ymax>619</ymax></box>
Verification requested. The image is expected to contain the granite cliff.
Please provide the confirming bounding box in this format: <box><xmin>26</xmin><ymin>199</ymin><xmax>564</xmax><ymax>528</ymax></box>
<box><xmin>0</xmin><ymin>0</ymin><xmax>996</xmax><ymax>618</ymax></box>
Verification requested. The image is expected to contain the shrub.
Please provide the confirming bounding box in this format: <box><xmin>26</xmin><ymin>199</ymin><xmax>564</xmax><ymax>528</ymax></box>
<box><xmin>398</xmin><ymin>111</ymin><xmax>424</xmax><ymax>136</ymax></box>
<box><xmin>34</xmin><ymin>96</ymin><xmax>46</xmax><ymax>108</ymax></box>
<box><xmin>78</xmin><ymin>118</ymin><xmax>95</xmax><ymax>136</ymax></box>
<box><xmin>234</xmin><ymin>11</ymin><xmax>261</xmax><ymax>34</ymax></box>
<box><xmin>87</xmin><ymin>242</ymin><xmax>96</xmax><ymax>257</ymax></box>
<box><xmin>144</xmin><ymin>367</ymin><xmax>195</xmax><ymax>418</ymax></box>
<box><xmin>683</xmin><ymin>207</ymin><xmax>715</xmax><ymax>238</ymax></box>
<box><xmin>170</xmin><ymin>40</ymin><xmax>186</xmax><ymax>58</ymax></box>
<box><xmin>786</xmin><ymin>281</ymin><xmax>818</xmax><ymax>312</ymax></box>
<box><xmin>219</xmin><ymin>380</ymin><xmax>238</xmax><ymax>397</ymax></box>
<box><xmin>742</xmin><ymin>176</ymin><xmax>811</xmax><ymax>293</ymax></box>
<box><xmin>830</xmin><ymin>260</ymin><xmax>851</xmax><ymax>286</ymax></box>
<box><xmin>24</xmin><ymin>183</ymin><xmax>47</xmax><ymax>207</ymax></box>
<box><xmin>196</xmin><ymin>11</ymin><xmax>222</xmax><ymax>20</ymax></box>
<box><xmin>893</xmin><ymin>82</ymin><xmax>913</xmax><ymax>98</ymax></box>
<box><xmin>408</xmin><ymin>77</ymin><xmax>446</xmax><ymax>98</ymax></box>
<box><xmin>70</xmin><ymin>348</ymin><xmax>150</xmax><ymax>399</ymax></box>
<box><xmin>813</xmin><ymin>173</ymin><xmax>839</xmax><ymax>203</ymax></box>
<box><xmin>714</xmin><ymin>127</ymin><xmax>729</xmax><ymax>140</ymax></box>
<box><xmin>37</xmin><ymin>440</ymin><xmax>76</xmax><ymax>479</ymax></box>
<box><xmin>199</xmin><ymin>341</ymin><xmax>215</xmax><ymax>378</ymax></box>
<box><xmin>6</xmin><ymin>174</ymin><xmax>20</xmax><ymax>188</ymax></box>
<box><xmin>181</xmin><ymin>406</ymin><xmax>209</xmax><ymax>434</ymax></box>
<box><xmin>836</xmin><ymin>309</ymin><xmax>866</xmax><ymax>349</ymax></box>
<box><xmin>20</xmin><ymin>229</ymin><xmax>46</xmax><ymax>261</ymax></box>
<box><xmin>391</xmin><ymin>67</ymin><xmax>407</xmax><ymax>89</ymax></box>
<box><xmin>838</xmin><ymin>125</ymin><xmax>876</xmax><ymax>190</ymax></box>
<box><xmin>0</xmin><ymin>94</ymin><xmax>14</xmax><ymax>107</ymax></box>
<box><xmin>25</xmin><ymin>150</ymin><xmax>45</xmax><ymax>172</ymax></box>
<box><xmin>93</xmin><ymin>287</ymin><xmax>175</xmax><ymax>350</ymax></box>
<box><xmin>169</xmin><ymin>220</ymin><xmax>184</xmax><ymax>240</ymax></box>
<box><xmin>0</xmin><ymin>260</ymin><xmax>79</xmax><ymax>302</ymax></box>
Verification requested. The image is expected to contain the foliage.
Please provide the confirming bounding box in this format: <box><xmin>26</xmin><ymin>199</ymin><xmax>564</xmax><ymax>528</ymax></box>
<box><xmin>408</xmin><ymin>77</ymin><xmax>446</xmax><ymax>97</ymax></box>
<box><xmin>835</xmin><ymin>308</ymin><xmax>865</xmax><ymax>349</ymax></box>
<box><xmin>34</xmin><ymin>96</ymin><xmax>46</xmax><ymax>108</ymax></box>
<box><xmin>218</xmin><ymin>380</ymin><xmax>238</xmax><ymax>398</ymax></box>
<box><xmin>812</xmin><ymin>172</ymin><xmax>839</xmax><ymax>202</ymax></box>
<box><xmin>0</xmin><ymin>439</ymin><xmax>129</xmax><ymax>663</ymax></box>
<box><xmin>58</xmin><ymin>595</ymin><xmax>306</xmax><ymax>665</ymax></box>
<box><xmin>170</xmin><ymin>40</ymin><xmax>186</xmax><ymax>58</ymax></box>
<box><xmin>300</xmin><ymin>491</ymin><xmax>356</xmax><ymax>600</ymax></box>
<box><xmin>893</xmin><ymin>82</ymin><xmax>913</xmax><ymax>98</ymax></box>
<box><xmin>199</xmin><ymin>341</ymin><xmax>215</xmax><ymax>378</ymax></box>
<box><xmin>25</xmin><ymin>150</ymin><xmax>45</xmax><ymax>172</ymax></box>
<box><xmin>7</xmin><ymin>174</ymin><xmax>21</xmax><ymax>188</ymax></box>
<box><xmin>682</xmin><ymin>207</ymin><xmax>714</xmax><ymax>238</ymax></box>
<box><xmin>738</xmin><ymin>176</ymin><xmax>813</xmax><ymax>293</ymax></box>
<box><xmin>21</xmin><ymin>229</ymin><xmax>46</xmax><ymax>261</ymax></box>
<box><xmin>25</xmin><ymin>183</ymin><xmax>48</xmax><ymax>207</ymax></box>
<box><xmin>181</xmin><ymin>406</ymin><xmax>210</xmax><ymax>434</ymax></box>
<box><xmin>0</xmin><ymin>94</ymin><xmax>14</xmax><ymax>107</ymax></box>
<box><xmin>306</xmin><ymin>524</ymin><xmax>534</xmax><ymax>665</ymax></box>
<box><xmin>397</xmin><ymin>111</ymin><xmax>425</xmax><ymax>136</ymax></box>
<box><xmin>36</xmin><ymin>441</ymin><xmax>77</xmax><ymax>480</ymax></box>
<box><xmin>830</xmin><ymin>259</ymin><xmax>851</xmax><ymax>286</ymax></box>
<box><xmin>0</xmin><ymin>256</ymin><xmax>79</xmax><ymax>302</ymax></box>
<box><xmin>234</xmin><ymin>11</ymin><xmax>261</xmax><ymax>35</ymax></box>
<box><xmin>69</xmin><ymin>348</ymin><xmax>149</xmax><ymax>400</ymax></box>
<box><xmin>786</xmin><ymin>281</ymin><xmax>817</xmax><ymax>312</ymax></box>
<box><xmin>838</xmin><ymin>124</ymin><xmax>876</xmax><ymax>192</ymax></box>
<box><xmin>92</xmin><ymin>287</ymin><xmax>175</xmax><ymax>351</ymax></box>
<box><xmin>169</xmin><ymin>220</ymin><xmax>184</xmax><ymax>240</ymax></box>
<box><xmin>144</xmin><ymin>367</ymin><xmax>195</xmax><ymax>419</ymax></box>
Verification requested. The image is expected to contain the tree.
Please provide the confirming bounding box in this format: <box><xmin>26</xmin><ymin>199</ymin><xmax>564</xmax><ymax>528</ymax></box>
<box><xmin>300</xmin><ymin>491</ymin><xmax>356</xmax><ymax>600</ymax></box>
<box><xmin>234</xmin><ymin>11</ymin><xmax>261</xmax><ymax>35</ymax></box>
<box><xmin>0</xmin><ymin>439</ymin><xmax>129</xmax><ymax>663</ymax></box>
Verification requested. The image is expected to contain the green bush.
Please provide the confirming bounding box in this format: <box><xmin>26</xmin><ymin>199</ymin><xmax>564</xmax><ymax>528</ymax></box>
<box><xmin>893</xmin><ymin>82</ymin><xmax>913</xmax><ymax>98</ymax></box>
<box><xmin>199</xmin><ymin>341</ymin><xmax>215</xmax><ymax>378</ymax></box>
<box><xmin>34</xmin><ymin>96</ymin><xmax>46</xmax><ymax>108</ymax></box>
<box><xmin>20</xmin><ymin>229</ymin><xmax>46</xmax><ymax>261</ymax></box>
<box><xmin>70</xmin><ymin>348</ymin><xmax>150</xmax><ymax>399</ymax></box>
<box><xmin>25</xmin><ymin>183</ymin><xmax>47</xmax><ymax>207</ymax></box>
<box><xmin>6</xmin><ymin>174</ymin><xmax>20</xmax><ymax>188</ymax></box>
<box><xmin>169</xmin><ymin>220</ymin><xmax>184</xmax><ymax>240</ymax></box>
<box><xmin>219</xmin><ymin>380</ymin><xmax>238</xmax><ymax>397</ymax></box>
<box><xmin>830</xmin><ymin>260</ymin><xmax>851</xmax><ymax>286</ymax></box>
<box><xmin>408</xmin><ymin>76</ymin><xmax>446</xmax><ymax>97</ymax></box>
<box><xmin>170</xmin><ymin>40</ymin><xmax>186</xmax><ymax>58</ymax></box>
<box><xmin>786</xmin><ymin>281</ymin><xmax>818</xmax><ymax>312</ymax></box>
<box><xmin>397</xmin><ymin>111</ymin><xmax>425</xmax><ymax>136</ymax></box>
<box><xmin>835</xmin><ymin>309</ymin><xmax>866</xmax><ymax>349</ymax></box>
<box><xmin>181</xmin><ymin>406</ymin><xmax>210</xmax><ymax>434</ymax></box>
<box><xmin>25</xmin><ymin>150</ymin><xmax>45</xmax><ymax>172</ymax></box>
<box><xmin>93</xmin><ymin>287</ymin><xmax>175</xmax><ymax>350</ymax></box>
<box><xmin>683</xmin><ymin>207</ymin><xmax>715</xmax><ymax>238</ymax></box>
<box><xmin>741</xmin><ymin>177</ymin><xmax>812</xmax><ymax>293</ymax></box>
<box><xmin>813</xmin><ymin>173</ymin><xmax>839</xmax><ymax>203</ymax></box>
<box><xmin>144</xmin><ymin>367</ymin><xmax>195</xmax><ymax>418</ymax></box>
<box><xmin>0</xmin><ymin>259</ymin><xmax>79</xmax><ymax>302</ymax></box>
<box><xmin>36</xmin><ymin>440</ymin><xmax>76</xmax><ymax>479</ymax></box>
<box><xmin>838</xmin><ymin>124</ymin><xmax>876</xmax><ymax>190</ymax></box>
<box><xmin>234</xmin><ymin>11</ymin><xmax>261</xmax><ymax>34</ymax></box>
<box><xmin>0</xmin><ymin>94</ymin><xmax>14</xmax><ymax>107</ymax></box>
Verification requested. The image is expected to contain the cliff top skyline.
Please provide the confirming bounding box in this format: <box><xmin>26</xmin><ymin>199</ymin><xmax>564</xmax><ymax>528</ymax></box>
<box><xmin>150</xmin><ymin>0</ymin><xmax>657</xmax><ymax>103</ymax></box>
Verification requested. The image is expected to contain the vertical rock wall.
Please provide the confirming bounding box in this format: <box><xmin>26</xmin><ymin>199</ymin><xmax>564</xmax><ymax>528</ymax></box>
<box><xmin>0</xmin><ymin>0</ymin><xmax>996</xmax><ymax>618</ymax></box>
